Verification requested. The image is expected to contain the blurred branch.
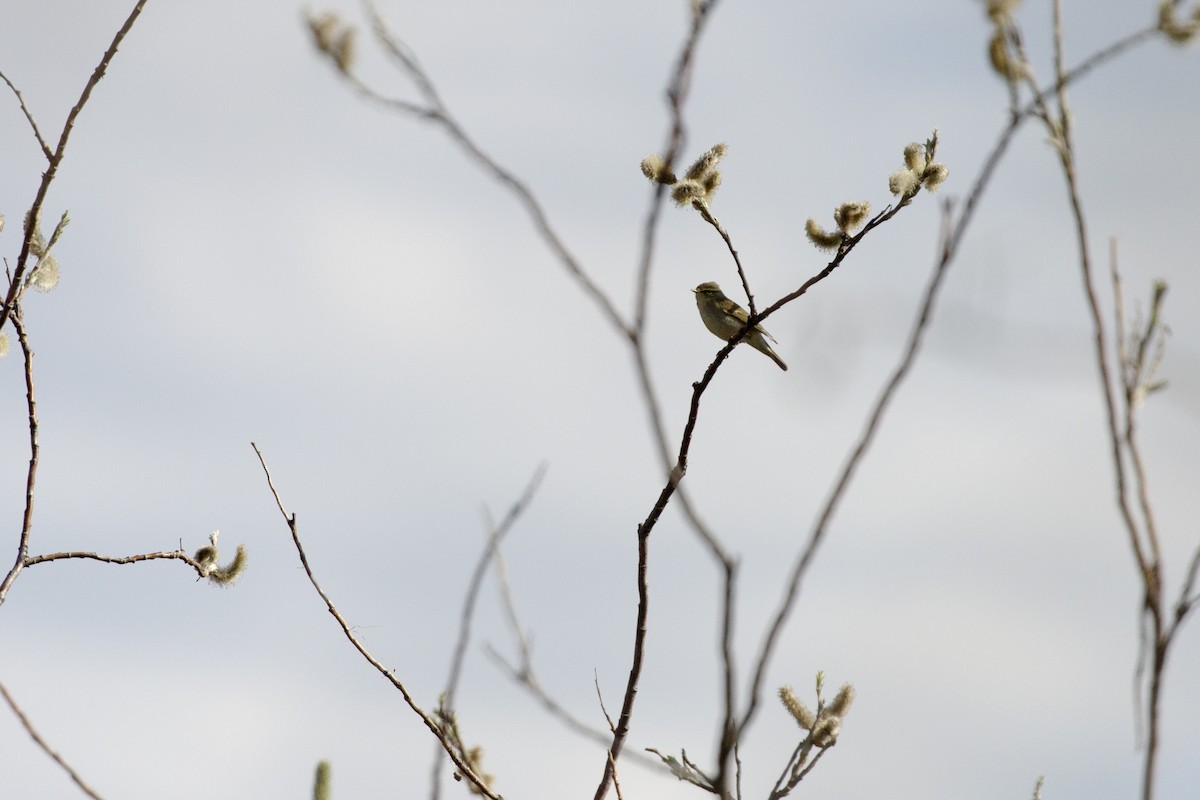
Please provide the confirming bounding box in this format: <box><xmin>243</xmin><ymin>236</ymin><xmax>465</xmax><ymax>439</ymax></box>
<box><xmin>1011</xmin><ymin>4</ymin><xmax>1196</xmax><ymax>798</ymax></box>
<box><xmin>430</xmin><ymin>463</ymin><xmax>548</xmax><ymax>800</ymax></box>
<box><xmin>306</xmin><ymin>0</ymin><xmax>631</xmax><ymax>338</ymax></box>
<box><xmin>0</xmin><ymin>681</ymin><xmax>105</xmax><ymax>800</ymax></box>
<box><xmin>0</xmin><ymin>0</ymin><xmax>151</xmax><ymax>334</ymax></box>
<box><xmin>732</xmin><ymin>14</ymin><xmax>1173</xmax><ymax>765</ymax></box>
<box><xmin>251</xmin><ymin>442</ymin><xmax>501</xmax><ymax>800</ymax></box>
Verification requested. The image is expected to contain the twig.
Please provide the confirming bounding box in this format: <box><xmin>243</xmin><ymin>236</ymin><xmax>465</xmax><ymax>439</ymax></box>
<box><xmin>735</xmin><ymin>199</ymin><xmax>953</xmax><ymax>740</ymax></box>
<box><xmin>0</xmin><ymin>308</ymin><xmax>38</xmax><ymax>605</ymax></box>
<box><xmin>693</xmin><ymin>201</ymin><xmax>755</xmax><ymax>315</ymax></box>
<box><xmin>0</xmin><ymin>71</ymin><xmax>52</xmax><ymax>159</ymax></box>
<box><xmin>730</xmin><ymin>19</ymin><xmax>1168</xmax><ymax>761</ymax></box>
<box><xmin>25</xmin><ymin>550</ymin><xmax>199</xmax><ymax>568</ymax></box>
<box><xmin>352</xmin><ymin>0</ymin><xmax>630</xmax><ymax>339</ymax></box>
<box><xmin>0</xmin><ymin>313</ymin><xmax>207</xmax><ymax>602</ymax></box>
<box><xmin>251</xmin><ymin>442</ymin><xmax>503</xmax><ymax>800</ymax></box>
<box><xmin>430</xmin><ymin>464</ymin><xmax>547</xmax><ymax>800</ymax></box>
<box><xmin>0</xmin><ymin>0</ymin><xmax>151</xmax><ymax>334</ymax></box>
<box><xmin>443</xmin><ymin>464</ymin><xmax>547</xmax><ymax>710</ymax></box>
<box><xmin>0</xmin><ymin>681</ymin><xmax>105</xmax><ymax>800</ymax></box>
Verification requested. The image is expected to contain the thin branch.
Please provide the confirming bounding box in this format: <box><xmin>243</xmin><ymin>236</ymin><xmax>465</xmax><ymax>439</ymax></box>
<box><xmin>0</xmin><ymin>681</ymin><xmax>105</xmax><ymax>800</ymax></box>
<box><xmin>250</xmin><ymin>443</ymin><xmax>502</xmax><ymax>800</ymax></box>
<box><xmin>0</xmin><ymin>0</ymin><xmax>151</xmax><ymax>334</ymax></box>
<box><xmin>737</xmin><ymin>197</ymin><xmax>955</xmax><ymax>743</ymax></box>
<box><xmin>0</xmin><ymin>71</ymin><xmax>52</xmax><ymax>159</ymax></box>
<box><xmin>353</xmin><ymin>0</ymin><xmax>631</xmax><ymax>339</ymax></box>
<box><xmin>25</xmin><ymin>550</ymin><xmax>199</xmax><ymax>569</ymax></box>
<box><xmin>481</xmin><ymin>645</ymin><xmax>663</xmax><ymax>771</ymax></box>
<box><xmin>731</xmin><ymin>20</ymin><xmax>1168</xmax><ymax>754</ymax></box>
<box><xmin>431</xmin><ymin>463</ymin><xmax>547</xmax><ymax>800</ymax></box>
<box><xmin>693</xmin><ymin>201</ymin><xmax>755</xmax><ymax>316</ymax></box>
<box><xmin>443</xmin><ymin>463</ymin><xmax>548</xmax><ymax>710</ymax></box>
<box><xmin>0</xmin><ymin>309</ymin><xmax>38</xmax><ymax>605</ymax></box>
<box><xmin>1173</xmin><ymin>546</ymin><xmax>1200</xmax><ymax>630</ymax></box>
<box><xmin>632</xmin><ymin>0</ymin><xmax>717</xmax><ymax>334</ymax></box>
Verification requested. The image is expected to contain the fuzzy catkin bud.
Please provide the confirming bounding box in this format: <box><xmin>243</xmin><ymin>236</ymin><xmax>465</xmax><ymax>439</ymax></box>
<box><xmin>827</xmin><ymin>683</ymin><xmax>856</xmax><ymax>718</ymax></box>
<box><xmin>335</xmin><ymin>29</ymin><xmax>357</xmax><ymax>72</ymax></box>
<box><xmin>888</xmin><ymin>169</ymin><xmax>921</xmax><ymax>197</ymax></box>
<box><xmin>671</xmin><ymin>180</ymin><xmax>706</xmax><ymax>206</ymax></box>
<box><xmin>641</xmin><ymin>155</ymin><xmax>665</xmax><ymax>181</ymax></box>
<box><xmin>805</xmin><ymin>218</ymin><xmax>842</xmax><ymax>250</ymax></box>
<box><xmin>701</xmin><ymin>169</ymin><xmax>723</xmax><ymax>198</ymax></box>
<box><xmin>1158</xmin><ymin>0</ymin><xmax>1200</xmax><ymax>44</ymax></box>
<box><xmin>833</xmin><ymin>201</ymin><xmax>871</xmax><ymax>232</ymax></box>
<box><xmin>986</xmin><ymin>0</ymin><xmax>1023</xmax><ymax>23</ymax></box>
<box><xmin>0</xmin><ymin>333</ymin><xmax>9</xmax><ymax>359</ymax></box>
<box><xmin>922</xmin><ymin>162</ymin><xmax>949</xmax><ymax>192</ymax></box>
<box><xmin>684</xmin><ymin>142</ymin><xmax>728</xmax><ymax>180</ymax></box>
<box><xmin>903</xmin><ymin>143</ymin><xmax>926</xmax><ymax>173</ymax></box>
<box><xmin>779</xmin><ymin>686</ymin><xmax>816</xmax><ymax>730</ymax></box>
<box><xmin>29</xmin><ymin>255</ymin><xmax>60</xmax><ymax>292</ymax></box>
<box><xmin>314</xmin><ymin>762</ymin><xmax>331</xmax><ymax>800</ymax></box>
<box><xmin>209</xmin><ymin>544</ymin><xmax>248</xmax><ymax>586</ymax></box>
<box><xmin>307</xmin><ymin>11</ymin><xmax>341</xmax><ymax>53</ymax></box>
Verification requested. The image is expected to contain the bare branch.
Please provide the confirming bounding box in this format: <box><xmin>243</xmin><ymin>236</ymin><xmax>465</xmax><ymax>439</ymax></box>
<box><xmin>251</xmin><ymin>443</ymin><xmax>502</xmax><ymax>800</ymax></box>
<box><xmin>431</xmin><ymin>463</ymin><xmax>547</xmax><ymax>800</ymax></box>
<box><xmin>0</xmin><ymin>0</ymin><xmax>152</xmax><ymax>334</ymax></box>
<box><xmin>0</xmin><ymin>71</ymin><xmax>52</xmax><ymax>159</ymax></box>
<box><xmin>0</xmin><ymin>309</ymin><xmax>38</xmax><ymax>605</ymax></box>
<box><xmin>0</xmin><ymin>681</ymin><xmax>105</xmax><ymax>800</ymax></box>
<box><xmin>345</xmin><ymin>0</ymin><xmax>631</xmax><ymax>338</ymax></box>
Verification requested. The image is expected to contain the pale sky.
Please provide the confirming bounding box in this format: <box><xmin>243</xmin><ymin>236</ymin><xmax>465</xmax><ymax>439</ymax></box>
<box><xmin>2</xmin><ymin>1</ymin><xmax>1199</xmax><ymax>799</ymax></box>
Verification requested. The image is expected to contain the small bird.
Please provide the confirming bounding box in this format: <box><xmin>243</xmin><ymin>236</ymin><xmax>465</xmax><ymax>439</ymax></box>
<box><xmin>693</xmin><ymin>281</ymin><xmax>788</xmax><ymax>371</ymax></box>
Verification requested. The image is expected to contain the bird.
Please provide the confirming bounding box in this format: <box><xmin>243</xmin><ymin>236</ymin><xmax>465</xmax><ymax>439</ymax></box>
<box><xmin>693</xmin><ymin>281</ymin><xmax>787</xmax><ymax>371</ymax></box>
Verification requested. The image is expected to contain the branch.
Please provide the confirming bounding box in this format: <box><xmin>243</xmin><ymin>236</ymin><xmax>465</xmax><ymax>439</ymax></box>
<box><xmin>0</xmin><ymin>0</ymin><xmax>152</xmax><ymax>334</ymax></box>
<box><xmin>0</xmin><ymin>681</ymin><xmax>105</xmax><ymax>800</ymax></box>
<box><xmin>430</xmin><ymin>463</ymin><xmax>548</xmax><ymax>800</ymax></box>
<box><xmin>730</xmin><ymin>17</ymin><xmax>1170</xmax><ymax>753</ymax></box>
<box><xmin>251</xmin><ymin>443</ymin><xmax>502</xmax><ymax>800</ymax></box>
<box><xmin>0</xmin><ymin>309</ymin><xmax>38</xmax><ymax>605</ymax></box>
<box><xmin>0</xmin><ymin>71</ymin><xmax>52</xmax><ymax>159</ymax></box>
<box><xmin>341</xmin><ymin>0</ymin><xmax>631</xmax><ymax>338</ymax></box>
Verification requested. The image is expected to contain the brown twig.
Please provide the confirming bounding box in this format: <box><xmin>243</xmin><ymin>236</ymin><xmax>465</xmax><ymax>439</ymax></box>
<box><xmin>0</xmin><ymin>308</ymin><xmax>38</xmax><ymax>605</ymax></box>
<box><xmin>0</xmin><ymin>0</ymin><xmax>151</xmax><ymax>334</ymax></box>
<box><xmin>251</xmin><ymin>443</ymin><xmax>502</xmax><ymax>800</ymax></box>
<box><xmin>0</xmin><ymin>313</ymin><xmax>206</xmax><ymax>600</ymax></box>
<box><xmin>693</xmin><ymin>201</ymin><xmax>755</xmax><ymax>316</ymax></box>
<box><xmin>0</xmin><ymin>71</ymin><xmax>52</xmax><ymax>159</ymax></box>
<box><xmin>0</xmin><ymin>681</ymin><xmax>105</xmax><ymax>800</ymax></box>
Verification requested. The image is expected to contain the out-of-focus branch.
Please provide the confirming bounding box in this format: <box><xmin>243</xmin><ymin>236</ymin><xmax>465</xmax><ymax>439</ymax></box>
<box><xmin>1027</xmin><ymin>5</ymin><xmax>1195</xmax><ymax>798</ymax></box>
<box><xmin>732</xmin><ymin>15</ymin><xmax>1170</xmax><ymax>762</ymax></box>
<box><xmin>430</xmin><ymin>463</ymin><xmax>547</xmax><ymax>800</ymax></box>
<box><xmin>312</xmin><ymin>0</ymin><xmax>632</xmax><ymax>339</ymax></box>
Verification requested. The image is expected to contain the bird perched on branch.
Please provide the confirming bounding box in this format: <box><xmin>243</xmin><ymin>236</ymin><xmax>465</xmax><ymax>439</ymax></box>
<box><xmin>693</xmin><ymin>281</ymin><xmax>787</xmax><ymax>371</ymax></box>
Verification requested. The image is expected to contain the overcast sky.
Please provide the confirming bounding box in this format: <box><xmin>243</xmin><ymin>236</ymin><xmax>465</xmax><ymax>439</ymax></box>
<box><xmin>2</xmin><ymin>1</ymin><xmax>1199</xmax><ymax>799</ymax></box>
